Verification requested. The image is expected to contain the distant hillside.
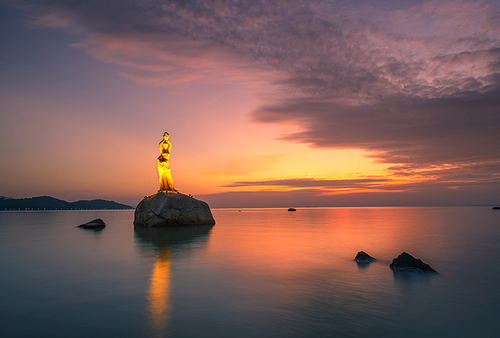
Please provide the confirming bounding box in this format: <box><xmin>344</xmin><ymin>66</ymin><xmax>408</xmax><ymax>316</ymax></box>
<box><xmin>0</xmin><ymin>196</ymin><xmax>133</xmax><ymax>210</ymax></box>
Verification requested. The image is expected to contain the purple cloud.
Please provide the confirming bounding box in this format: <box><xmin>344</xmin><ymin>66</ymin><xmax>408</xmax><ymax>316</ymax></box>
<box><xmin>11</xmin><ymin>0</ymin><xmax>500</xmax><ymax>183</ymax></box>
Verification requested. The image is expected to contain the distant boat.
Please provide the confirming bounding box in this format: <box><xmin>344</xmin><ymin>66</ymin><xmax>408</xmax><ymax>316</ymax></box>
<box><xmin>288</xmin><ymin>208</ymin><xmax>296</xmax><ymax>211</ymax></box>
<box><xmin>493</xmin><ymin>206</ymin><xmax>500</xmax><ymax>210</ymax></box>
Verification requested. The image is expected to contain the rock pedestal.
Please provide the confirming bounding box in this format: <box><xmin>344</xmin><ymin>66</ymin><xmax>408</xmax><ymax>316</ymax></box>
<box><xmin>134</xmin><ymin>192</ymin><xmax>215</xmax><ymax>227</ymax></box>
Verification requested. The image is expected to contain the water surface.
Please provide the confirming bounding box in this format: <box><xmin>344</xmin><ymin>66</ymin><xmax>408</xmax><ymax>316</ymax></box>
<box><xmin>1</xmin><ymin>207</ymin><xmax>499</xmax><ymax>337</ymax></box>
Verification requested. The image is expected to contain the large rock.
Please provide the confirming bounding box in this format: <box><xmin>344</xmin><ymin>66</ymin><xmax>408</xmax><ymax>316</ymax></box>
<box><xmin>390</xmin><ymin>252</ymin><xmax>437</xmax><ymax>273</ymax></box>
<box><xmin>134</xmin><ymin>192</ymin><xmax>215</xmax><ymax>227</ymax></box>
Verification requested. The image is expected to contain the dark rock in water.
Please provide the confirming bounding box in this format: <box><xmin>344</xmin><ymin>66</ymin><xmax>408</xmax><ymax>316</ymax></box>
<box><xmin>288</xmin><ymin>208</ymin><xmax>296</xmax><ymax>211</ymax></box>
<box><xmin>78</xmin><ymin>219</ymin><xmax>106</xmax><ymax>229</ymax></box>
<box><xmin>134</xmin><ymin>192</ymin><xmax>215</xmax><ymax>227</ymax></box>
<box><xmin>390</xmin><ymin>252</ymin><xmax>437</xmax><ymax>273</ymax></box>
<box><xmin>354</xmin><ymin>251</ymin><xmax>376</xmax><ymax>263</ymax></box>
<box><xmin>492</xmin><ymin>206</ymin><xmax>500</xmax><ymax>210</ymax></box>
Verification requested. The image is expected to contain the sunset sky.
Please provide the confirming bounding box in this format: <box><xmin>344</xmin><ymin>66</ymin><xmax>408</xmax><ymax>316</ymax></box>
<box><xmin>1</xmin><ymin>0</ymin><xmax>499</xmax><ymax>207</ymax></box>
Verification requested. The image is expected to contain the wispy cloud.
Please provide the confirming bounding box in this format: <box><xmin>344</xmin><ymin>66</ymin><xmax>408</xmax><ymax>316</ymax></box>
<box><xmin>224</xmin><ymin>178</ymin><xmax>388</xmax><ymax>189</ymax></box>
<box><xmin>223</xmin><ymin>171</ymin><xmax>500</xmax><ymax>194</ymax></box>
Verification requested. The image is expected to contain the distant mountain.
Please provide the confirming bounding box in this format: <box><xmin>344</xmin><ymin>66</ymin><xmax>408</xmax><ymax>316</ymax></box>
<box><xmin>0</xmin><ymin>196</ymin><xmax>133</xmax><ymax>210</ymax></box>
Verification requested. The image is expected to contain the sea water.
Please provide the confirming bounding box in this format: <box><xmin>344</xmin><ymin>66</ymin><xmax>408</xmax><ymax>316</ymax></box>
<box><xmin>0</xmin><ymin>207</ymin><xmax>499</xmax><ymax>337</ymax></box>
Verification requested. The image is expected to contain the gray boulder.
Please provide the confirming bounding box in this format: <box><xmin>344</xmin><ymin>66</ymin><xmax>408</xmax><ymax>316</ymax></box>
<box><xmin>78</xmin><ymin>218</ymin><xmax>106</xmax><ymax>229</ymax></box>
<box><xmin>390</xmin><ymin>252</ymin><xmax>437</xmax><ymax>273</ymax></box>
<box><xmin>134</xmin><ymin>192</ymin><xmax>215</xmax><ymax>227</ymax></box>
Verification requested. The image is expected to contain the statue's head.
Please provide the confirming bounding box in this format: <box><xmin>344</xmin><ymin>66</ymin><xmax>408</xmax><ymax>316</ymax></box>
<box><xmin>163</xmin><ymin>132</ymin><xmax>169</xmax><ymax>139</ymax></box>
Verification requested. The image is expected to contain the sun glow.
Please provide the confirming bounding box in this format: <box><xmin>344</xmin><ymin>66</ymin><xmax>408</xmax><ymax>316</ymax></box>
<box><xmin>187</xmin><ymin>145</ymin><xmax>393</xmax><ymax>193</ymax></box>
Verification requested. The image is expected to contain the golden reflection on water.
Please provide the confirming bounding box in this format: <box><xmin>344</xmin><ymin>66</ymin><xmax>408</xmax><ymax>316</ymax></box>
<box><xmin>208</xmin><ymin>207</ymin><xmax>445</xmax><ymax>276</ymax></box>
<box><xmin>135</xmin><ymin>224</ymin><xmax>214</xmax><ymax>337</ymax></box>
<box><xmin>148</xmin><ymin>248</ymin><xmax>172</xmax><ymax>336</ymax></box>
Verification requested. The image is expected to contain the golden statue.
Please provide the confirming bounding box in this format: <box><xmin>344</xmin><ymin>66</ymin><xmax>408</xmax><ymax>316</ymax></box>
<box><xmin>157</xmin><ymin>132</ymin><xmax>177</xmax><ymax>193</ymax></box>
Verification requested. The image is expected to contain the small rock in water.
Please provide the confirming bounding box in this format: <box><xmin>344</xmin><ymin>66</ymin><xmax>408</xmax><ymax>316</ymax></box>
<box><xmin>354</xmin><ymin>251</ymin><xmax>376</xmax><ymax>263</ymax></box>
<box><xmin>492</xmin><ymin>206</ymin><xmax>500</xmax><ymax>210</ymax></box>
<box><xmin>390</xmin><ymin>252</ymin><xmax>437</xmax><ymax>273</ymax></box>
<box><xmin>288</xmin><ymin>208</ymin><xmax>297</xmax><ymax>211</ymax></box>
<box><xmin>78</xmin><ymin>219</ymin><xmax>106</xmax><ymax>229</ymax></box>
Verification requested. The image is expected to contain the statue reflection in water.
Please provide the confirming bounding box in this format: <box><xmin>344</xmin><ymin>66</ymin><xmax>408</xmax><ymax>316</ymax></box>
<box><xmin>134</xmin><ymin>225</ymin><xmax>214</xmax><ymax>337</ymax></box>
<box><xmin>148</xmin><ymin>246</ymin><xmax>171</xmax><ymax>336</ymax></box>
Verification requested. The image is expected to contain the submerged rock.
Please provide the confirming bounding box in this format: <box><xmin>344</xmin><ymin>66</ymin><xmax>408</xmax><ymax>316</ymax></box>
<box><xmin>134</xmin><ymin>192</ymin><xmax>215</xmax><ymax>227</ymax></box>
<box><xmin>78</xmin><ymin>219</ymin><xmax>106</xmax><ymax>229</ymax></box>
<box><xmin>354</xmin><ymin>251</ymin><xmax>376</xmax><ymax>263</ymax></box>
<box><xmin>390</xmin><ymin>252</ymin><xmax>437</xmax><ymax>273</ymax></box>
<box><xmin>288</xmin><ymin>208</ymin><xmax>297</xmax><ymax>211</ymax></box>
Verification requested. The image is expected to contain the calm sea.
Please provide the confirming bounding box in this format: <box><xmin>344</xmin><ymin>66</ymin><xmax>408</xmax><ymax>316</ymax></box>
<box><xmin>0</xmin><ymin>207</ymin><xmax>499</xmax><ymax>337</ymax></box>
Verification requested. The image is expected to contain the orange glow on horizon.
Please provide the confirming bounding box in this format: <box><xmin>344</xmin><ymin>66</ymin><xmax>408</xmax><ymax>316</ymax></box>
<box><xmin>0</xmin><ymin>82</ymin><xmax>457</xmax><ymax>205</ymax></box>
